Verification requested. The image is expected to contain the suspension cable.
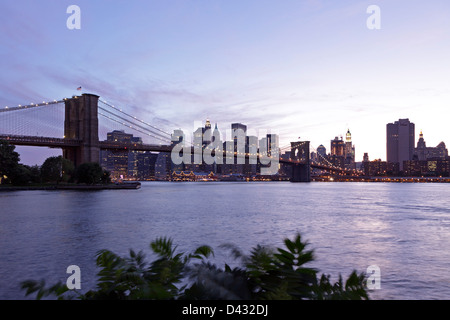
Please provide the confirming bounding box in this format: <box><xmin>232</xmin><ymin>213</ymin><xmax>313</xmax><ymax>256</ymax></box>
<box><xmin>99</xmin><ymin>99</ymin><xmax>171</xmax><ymax>137</ymax></box>
<box><xmin>98</xmin><ymin>112</ymin><xmax>171</xmax><ymax>144</ymax></box>
<box><xmin>98</xmin><ymin>105</ymin><xmax>171</xmax><ymax>142</ymax></box>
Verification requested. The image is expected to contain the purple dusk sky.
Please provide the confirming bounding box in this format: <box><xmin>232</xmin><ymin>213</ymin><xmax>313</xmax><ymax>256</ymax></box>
<box><xmin>1</xmin><ymin>0</ymin><xmax>450</xmax><ymax>165</ymax></box>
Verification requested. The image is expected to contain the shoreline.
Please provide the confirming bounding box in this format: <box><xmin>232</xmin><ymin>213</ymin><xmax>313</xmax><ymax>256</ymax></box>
<box><xmin>0</xmin><ymin>181</ymin><xmax>141</xmax><ymax>191</ymax></box>
<box><xmin>312</xmin><ymin>177</ymin><xmax>450</xmax><ymax>183</ymax></box>
<box><xmin>1</xmin><ymin>178</ymin><xmax>449</xmax><ymax>191</ymax></box>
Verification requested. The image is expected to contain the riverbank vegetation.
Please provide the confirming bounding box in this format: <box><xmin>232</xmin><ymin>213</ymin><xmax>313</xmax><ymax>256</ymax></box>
<box><xmin>0</xmin><ymin>139</ymin><xmax>110</xmax><ymax>186</ymax></box>
<box><xmin>21</xmin><ymin>233</ymin><xmax>369</xmax><ymax>300</ymax></box>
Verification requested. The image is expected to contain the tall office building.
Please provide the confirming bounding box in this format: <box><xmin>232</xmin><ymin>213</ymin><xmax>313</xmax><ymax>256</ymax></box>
<box><xmin>190</xmin><ymin>119</ymin><xmax>216</xmax><ymax>173</ymax></box>
<box><xmin>155</xmin><ymin>152</ymin><xmax>170</xmax><ymax>180</ymax></box>
<box><xmin>317</xmin><ymin>145</ymin><xmax>326</xmax><ymax>158</ymax></box>
<box><xmin>331</xmin><ymin>136</ymin><xmax>345</xmax><ymax>156</ymax></box>
<box><xmin>171</xmin><ymin>129</ymin><xmax>185</xmax><ymax>144</ymax></box>
<box><xmin>212</xmin><ymin>123</ymin><xmax>221</xmax><ymax>144</ymax></box>
<box><xmin>230</xmin><ymin>123</ymin><xmax>248</xmax><ymax>174</ymax></box>
<box><xmin>137</xmin><ymin>152</ymin><xmax>158</xmax><ymax>180</ymax></box>
<box><xmin>344</xmin><ymin>129</ymin><xmax>356</xmax><ymax>169</ymax></box>
<box><xmin>103</xmin><ymin>130</ymin><xmax>134</xmax><ymax>179</ymax></box>
<box><xmin>100</xmin><ymin>130</ymin><xmax>157</xmax><ymax>180</ymax></box>
<box><xmin>171</xmin><ymin>129</ymin><xmax>186</xmax><ymax>172</ymax></box>
<box><xmin>363</xmin><ymin>153</ymin><xmax>369</xmax><ymax>162</ymax></box>
<box><xmin>266</xmin><ymin>133</ymin><xmax>279</xmax><ymax>157</ymax></box>
<box><xmin>245</xmin><ymin>135</ymin><xmax>258</xmax><ymax>176</ymax></box>
<box><xmin>231</xmin><ymin>123</ymin><xmax>247</xmax><ymax>151</ymax></box>
<box><xmin>386</xmin><ymin>118</ymin><xmax>415</xmax><ymax>170</ymax></box>
<box><xmin>345</xmin><ymin>129</ymin><xmax>355</xmax><ymax>160</ymax></box>
<box><xmin>127</xmin><ymin>137</ymin><xmax>143</xmax><ymax>179</ymax></box>
<box><xmin>204</xmin><ymin>118</ymin><xmax>212</xmax><ymax>145</ymax></box>
<box><xmin>330</xmin><ymin>136</ymin><xmax>345</xmax><ymax>168</ymax></box>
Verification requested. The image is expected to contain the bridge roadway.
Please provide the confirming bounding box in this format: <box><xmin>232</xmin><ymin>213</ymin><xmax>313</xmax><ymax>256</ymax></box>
<box><xmin>0</xmin><ymin>134</ymin><xmax>360</xmax><ymax>175</ymax></box>
<box><xmin>1</xmin><ymin>133</ymin><xmax>301</xmax><ymax>162</ymax></box>
<box><xmin>0</xmin><ymin>134</ymin><xmax>81</xmax><ymax>148</ymax></box>
<box><xmin>0</xmin><ymin>134</ymin><xmax>172</xmax><ymax>152</ymax></box>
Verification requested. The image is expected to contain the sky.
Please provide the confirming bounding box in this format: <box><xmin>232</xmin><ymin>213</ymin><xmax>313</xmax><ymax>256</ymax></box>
<box><xmin>1</xmin><ymin>0</ymin><xmax>450</xmax><ymax>165</ymax></box>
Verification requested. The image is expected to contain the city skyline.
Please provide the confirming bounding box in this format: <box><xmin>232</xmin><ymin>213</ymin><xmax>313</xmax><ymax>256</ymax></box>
<box><xmin>2</xmin><ymin>1</ymin><xmax>450</xmax><ymax>165</ymax></box>
<box><xmin>8</xmin><ymin>112</ymin><xmax>449</xmax><ymax>168</ymax></box>
<box><xmin>89</xmin><ymin>117</ymin><xmax>450</xmax><ymax>181</ymax></box>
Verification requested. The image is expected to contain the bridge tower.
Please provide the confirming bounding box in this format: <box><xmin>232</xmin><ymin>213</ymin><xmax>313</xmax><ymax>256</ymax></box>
<box><xmin>63</xmin><ymin>93</ymin><xmax>100</xmax><ymax>167</ymax></box>
<box><xmin>290</xmin><ymin>141</ymin><xmax>311</xmax><ymax>182</ymax></box>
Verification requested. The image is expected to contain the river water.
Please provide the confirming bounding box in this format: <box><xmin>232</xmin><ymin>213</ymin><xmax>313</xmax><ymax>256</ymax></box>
<box><xmin>1</xmin><ymin>181</ymin><xmax>450</xmax><ymax>300</ymax></box>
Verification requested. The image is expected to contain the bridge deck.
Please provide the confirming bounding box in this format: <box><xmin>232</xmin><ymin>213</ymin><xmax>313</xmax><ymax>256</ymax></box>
<box><xmin>0</xmin><ymin>134</ymin><xmax>81</xmax><ymax>148</ymax></box>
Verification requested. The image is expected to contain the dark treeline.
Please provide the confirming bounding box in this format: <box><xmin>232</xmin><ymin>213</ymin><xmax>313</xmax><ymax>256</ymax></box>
<box><xmin>0</xmin><ymin>139</ymin><xmax>110</xmax><ymax>186</ymax></box>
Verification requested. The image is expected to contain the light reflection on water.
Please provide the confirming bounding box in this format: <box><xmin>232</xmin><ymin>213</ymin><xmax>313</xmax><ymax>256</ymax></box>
<box><xmin>1</xmin><ymin>181</ymin><xmax>450</xmax><ymax>300</ymax></box>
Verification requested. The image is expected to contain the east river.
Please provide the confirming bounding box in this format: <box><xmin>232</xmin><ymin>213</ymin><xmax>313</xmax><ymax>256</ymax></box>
<box><xmin>1</xmin><ymin>181</ymin><xmax>450</xmax><ymax>300</ymax></box>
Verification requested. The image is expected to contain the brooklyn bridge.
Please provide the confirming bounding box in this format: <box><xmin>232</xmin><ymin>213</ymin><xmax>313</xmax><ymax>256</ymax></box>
<box><xmin>0</xmin><ymin>93</ymin><xmax>363</xmax><ymax>182</ymax></box>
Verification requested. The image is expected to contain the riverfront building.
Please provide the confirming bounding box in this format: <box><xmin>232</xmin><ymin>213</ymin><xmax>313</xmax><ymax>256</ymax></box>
<box><xmin>414</xmin><ymin>131</ymin><xmax>448</xmax><ymax>161</ymax></box>
<box><xmin>100</xmin><ymin>130</ymin><xmax>159</xmax><ymax>180</ymax></box>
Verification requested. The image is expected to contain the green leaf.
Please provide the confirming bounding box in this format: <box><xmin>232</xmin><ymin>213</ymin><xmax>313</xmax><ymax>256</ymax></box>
<box><xmin>193</xmin><ymin>245</ymin><xmax>214</xmax><ymax>259</ymax></box>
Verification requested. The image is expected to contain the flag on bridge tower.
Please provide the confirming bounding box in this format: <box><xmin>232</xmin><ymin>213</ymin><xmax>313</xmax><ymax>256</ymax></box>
<box><xmin>77</xmin><ymin>86</ymin><xmax>82</xmax><ymax>91</ymax></box>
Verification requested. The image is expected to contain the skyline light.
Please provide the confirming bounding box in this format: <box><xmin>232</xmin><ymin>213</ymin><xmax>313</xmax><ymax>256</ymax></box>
<box><xmin>1</xmin><ymin>1</ymin><xmax>450</xmax><ymax>165</ymax></box>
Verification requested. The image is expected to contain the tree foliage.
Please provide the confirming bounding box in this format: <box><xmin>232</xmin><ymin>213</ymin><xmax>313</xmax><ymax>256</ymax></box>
<box><xmin>0</xmin><ymin>139</ymin><xmax>20</xmax><ymax>184</ymax></box>
<box><xmin>0</xmin><ymin>141</ymin><xmax>112</xmax><ymax>186</ymax></box>
<box><xmin>74</xmin><ymin>162</ymin><xmax>110</xmax><ymax>185</ymax></box>
<box><xmin>41</xmin><ymin>156</ymin><xmax>74</xmax><ymax>184</ymax></box>
<box><xmin>8</xmin><ymin>164</ymin><xmax>33</xmax><ymax>186</ymax></box>
<box><xmin>21</xmin><ymin>233</ymin><xmax>370</xmax><ymax>300</ymax></box>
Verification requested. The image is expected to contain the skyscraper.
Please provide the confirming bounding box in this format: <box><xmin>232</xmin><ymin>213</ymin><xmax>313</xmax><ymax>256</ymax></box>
<box><xmin>331</xmin><ymin>136</ymin><xmax>345</xmax><ymax>156</ymax></box>
<box><xmin>231</xmin><ymin>123</ymin><xmax>247</xmax><ymax>152</ymax></box>
<box><xmin>136</xmin><ymin>152</ymin><xmax>158</xmax><ymax>180</ymax></box>
<box><xmin>317</xmin><ymin>145</ymin><xmax>326</xmax><ymax>158</ymax></box>
<box><xmin>330</xmin><ymin>136</ymin><xmax>345</xmax><ymax>168</ymax></box>
<box><xmin>103</xmin><ymin>130</ymin><xmax>133</xmax><ymax>179</ymax></box>
<box><xmin>204</xmin><ymin>118</ymin><xmax>212</xmax><ymax>145</ymax></box>
<box><xmin>363</xmin><ymin>152</ymin><xmax>369</xmax><ymax>162</ymax></box>
<box><xmin>230</xmin><ymin>123</ymin><xmax>248</xmax><ymax>174</ymax></box>
<box><xmin>171</xmin><ymin>129</ymin><xmax>185</xmax><ymax>172</ymax></box>
<box><xmin>344</xmin><ymin>129</ymin><xmax>356</xmax><ymax>169</ymax></box>
<box><xmin>266</xmin><ymin>133</ymin><xmax>279</xmax><ymax>157</ymax></box>
<box><xmin>155</xmin><ymin>152</ymin><xmax>170</xmax><ymax>180</ymax></box>
<box><xmin>386</xmin><ymin>118</ymin><xmax>415</xmax><ymax>170</ymax></box>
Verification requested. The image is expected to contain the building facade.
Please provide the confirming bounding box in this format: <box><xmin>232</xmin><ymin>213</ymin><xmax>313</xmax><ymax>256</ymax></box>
<box><xmin>414</xmin><ymin>131</ymin><xmax>448</xmax><ymax>161</ymax></box>
<box><xmin>404</xmin><ymin>159</ymin><xmax>450</xmax><ymax>177</ymax></box>
<box><xmin>100</xmin><ymin>130</ymin><xmax>159</xmax><ymax>180</ymax></box>
<box><xmin>387</xmin><ymin>118</ymin><xmax>415</xmax><ymax>171</ymax></box>
<box><xmin>101</xmin><ymin>130</ymin><xmax>133</xmax><ymax>179</ymax></box>
<box><xmin>344</xmin><ymin>129</ymin><xmax>356</xmax><ymax>169</ymax></box>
